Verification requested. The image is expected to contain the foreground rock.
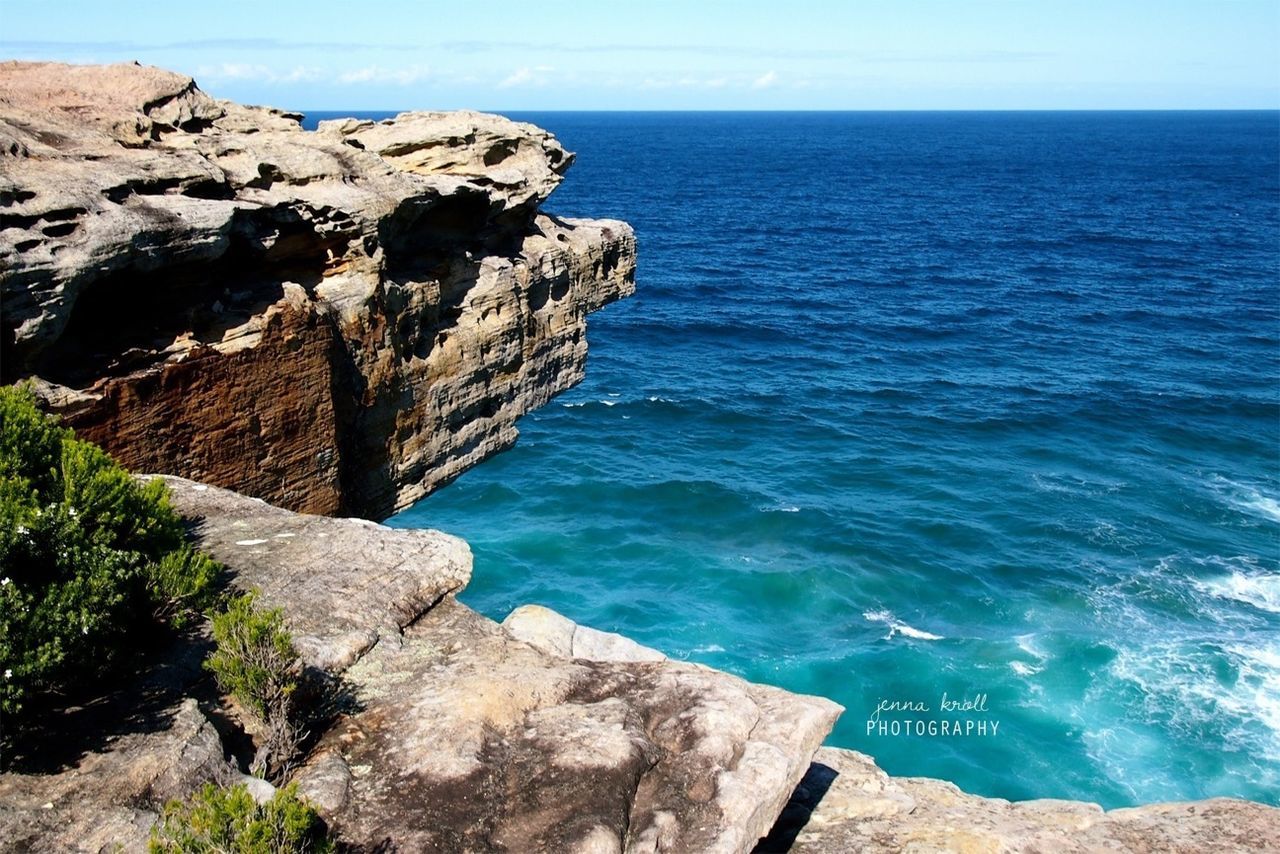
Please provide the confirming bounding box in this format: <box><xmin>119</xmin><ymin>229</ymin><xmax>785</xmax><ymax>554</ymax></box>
<box><xmin>758</xmin><ymin>746</ymin><xmax>1280</xmax><ymax>854</ymax></box>
<box><xmin>0</xmin><ymin>699</ymin><xmax>236</xmax><ymax>852</ymax></box>
<box><xmin>4</xmin><ymin>478</ymin><xmax>1276</xmax><ymax>852</ymax></box>
<box><xmin>158</xmin><ymin>475</ymin><xmax>472</xmax><ymax>672</ymax></box>
<box><xmin>0</xmin><ymin>61</ymin><xmax>635</xmax><ymax>518</ymax></box>
<box><xmin>168</xmin><ymin>477</ymin><xmax>843</xmax><ymax>853</ymax></box>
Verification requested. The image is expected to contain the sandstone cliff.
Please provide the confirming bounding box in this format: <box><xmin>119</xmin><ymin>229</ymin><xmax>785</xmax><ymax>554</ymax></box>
<box><xmin>0</xmin><ymin>61</ymin><xmax>634</xmax><ymax>518</ymax></box>
<box><xmin>3</xmin><ymin>63</ymin><xmax>1277</xmax><ymax>854</ymax></box>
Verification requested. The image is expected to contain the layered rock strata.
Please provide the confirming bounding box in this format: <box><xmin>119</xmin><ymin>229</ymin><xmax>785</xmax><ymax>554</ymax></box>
<box><xmin>0</xmin><ymin>61</ymin><xmax>635</xmax><ymax>518</ymax></box>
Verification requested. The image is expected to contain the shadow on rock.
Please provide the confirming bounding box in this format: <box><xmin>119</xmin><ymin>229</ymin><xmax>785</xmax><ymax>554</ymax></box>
<box><xmin>753</xmin><ymin>761</ymin><xmax>840</xmax><ymax>853</ymax></box>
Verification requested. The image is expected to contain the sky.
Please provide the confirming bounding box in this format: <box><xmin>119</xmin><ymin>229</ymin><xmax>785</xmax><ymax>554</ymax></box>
<box><xmin>1</xmin><ymin>0</ymin><xmax>1276</xmax><ymax>111</ymax></box>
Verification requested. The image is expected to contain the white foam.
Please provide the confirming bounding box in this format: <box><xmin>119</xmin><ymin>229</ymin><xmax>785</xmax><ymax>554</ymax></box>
<box><xmin>1209</xmin><ymin>476</ymin><xmax>1280</xmax><ymax>523</ymax></box>
<box><xmin>692</xmin><ymin>643</ymin><xmax>726</xmax><ymax>654</ymax></box>
<box><xmin>1230</xmin><ymin>642</ymin><xmax>1280</xmax><ymax>743</ymax></box>
<box><xmin>1198</xmin><ymin>570</ymin><xmax>1280</xmax><ymax>614</ymax></box>
<box><xmin>1108</xmin><ymin>637</ymin><xmax>1280</xmax><ymax>767</ymax></box>
<box><xmin>1031</xmin><ymin>471</ymin><xmax>1126</xmax><ymax>496</ymax></box>
<box><xmin>601</xmin><ymin>399</ymin><xmax>618</xmax><ymax>407</ymax></box>
<box><xmin>863</xmin><ymin>609</ymin><xmax>943</xmax><ymax>641</ymax></box>
<box><xmin>1009</xmin><ymin>661</ymin><xmax>1041</xmax><ymax>677</ymax></box>
<box><xmin>1031</xmin><ymin>472</ymin><xmax>1073</xmax><ymax>494</ymax></box>
<box><xmin>1242</xmin><ymin>494</ymin><xmax>1280</xmax><ymax>523</ymax></box>
<box><xmin>1015</xmin><ymin>632</ymin><xmax>1049</xmax><ymax>661</ymax></box>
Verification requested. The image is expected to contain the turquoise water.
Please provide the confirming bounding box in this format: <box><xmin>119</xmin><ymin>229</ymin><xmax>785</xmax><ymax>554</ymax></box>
<box><xmin>369</xmin><ymin>112</ymin><xmax>1279</xmax><ymax>808</ymax></box>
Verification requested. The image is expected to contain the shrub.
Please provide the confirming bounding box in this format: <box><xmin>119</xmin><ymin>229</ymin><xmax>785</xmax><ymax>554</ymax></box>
<box><xmin>206</xmin><ymin>591</ymin><xmax>304</xmax><ymax>778</ymax></box>
<box><xmin>0</xmin><ymin>385</ymin><xmax>219</xmax><ymax>721</ymax></box>
<box><xmin>149</xmin><ymin>781</ymin><xmax>333</xmax><ymax>853</ymax></box>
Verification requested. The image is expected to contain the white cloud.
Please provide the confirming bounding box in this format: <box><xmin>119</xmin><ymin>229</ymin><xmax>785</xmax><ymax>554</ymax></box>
<box><xmin>751</xmin><ymin>70</ymin><xmax>778</xmax><ymax>89</ymax></box>
<box><xmin>498</xmin><ymin>65</ymin><xmax>553</xmax><ymax>88</ymax></box>
<box><xmin>337</xmin><ymin>65</ymin><xmax>433</xmax><ymax>85</ymax></box>
<box><xmin>281</xmin><ymin>66</ymin><xmax>324</xmax><ymax>83</ymax></box>
<box><xmin>197</xmin><ymin>62</ymin><xmax>269</xmax><ymax>81</ymax></box>
<box><xmin>196</xmin><ymin>63</ymin><xmax>325</xmax><ymax>84</ymax></box>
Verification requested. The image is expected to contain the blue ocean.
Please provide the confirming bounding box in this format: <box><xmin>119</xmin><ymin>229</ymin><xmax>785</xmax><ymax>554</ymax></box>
<box><xmin>312</xmin><ymin>111</ymin><xmax>1279</xmax><ymax>807</ymax></box>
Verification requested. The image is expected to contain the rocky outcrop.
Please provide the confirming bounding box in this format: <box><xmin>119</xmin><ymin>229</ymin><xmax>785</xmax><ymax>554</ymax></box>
<box><xmin>0</xmin><ymin>61</ymin><xmax>635</xmax><ymax>519</ymax></box>
<box><xmin>160</xmin><ymin>476</ymin><xmax>842</xmax><ymax>853</ymax></box>
<box><xmin>4</xmin><ymin>477</ymin><xmax>1276</xmax><ymax>852</ymax></box>
<box><xmin>0</xmin><ymin>699</ymin><xmax>237</xmax><ymax>852</ymax></box>
<box><xmin>758</xmin><ymin>746</ymin><xmax>1280</xmax><ymax>854</ymax></box>
<box><xmin>154</xmin><ymin>476</ymin><xmax>472</xmax><ymax>672</ymax></box>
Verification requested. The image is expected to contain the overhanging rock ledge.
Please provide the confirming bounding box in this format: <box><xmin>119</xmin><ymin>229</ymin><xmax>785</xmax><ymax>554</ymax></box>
<box><xmin>0</xmin><ymin>60</ymin><xmax>635</xmax><ymax>519</ymax></box>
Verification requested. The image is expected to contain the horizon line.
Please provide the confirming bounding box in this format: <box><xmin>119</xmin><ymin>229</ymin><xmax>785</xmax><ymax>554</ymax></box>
<box><xmin>297</xmin><ymin>107</ymin><xmax>1280</xmax><ymax>114</ymax></box>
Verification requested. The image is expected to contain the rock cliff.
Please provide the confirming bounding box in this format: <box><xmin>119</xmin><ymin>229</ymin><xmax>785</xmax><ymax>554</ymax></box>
<box><xmin>3</xmin><ymin>63</ymin><xmax>1277</xmax><ymax>854</ymax></box>
<box><xmin>0</xmin><ymin>61</ymin><xmax>634</xmax><ymax>518</ymax></box>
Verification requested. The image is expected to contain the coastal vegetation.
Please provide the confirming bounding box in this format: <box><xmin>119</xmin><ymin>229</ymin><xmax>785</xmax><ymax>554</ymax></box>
<box><xmin>206</xmin><ymin>591</ymin><xmax>305</xmax><ymax>779</ymax></box>
<box><xmin>149</xmin><ymin>781</ymin><xmax>333</xmax><ymax>854</ymax></box>
<box><xmin>0</xmin><ymin>385</ymin><xmax>218</xmax><ymax>731</ymax></box>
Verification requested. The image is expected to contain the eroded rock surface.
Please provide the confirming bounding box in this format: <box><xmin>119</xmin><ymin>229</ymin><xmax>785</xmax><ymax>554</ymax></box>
<box><xmin>758</xmin><ymin>746</ymin><xmax>1280</xmax><ymax>853</ymax></box>
<box><xmin>162</xmin><ymin>476</ymin><xmax>843</xmax><ymax>853</ymax></box>
<box><xmin>0</xmin><ymin>699</ymin><xmax>236</xmax><ymax>853</ymax></box>
<box><xmin>0</xmin><ymin>61</ymin><xmax>635</xmax><ymax>518</ymax></box>
<box><xmin>158</xmin><ymin>475</ymin><xmax>472</xmax><ymax>671</ymax></box>
<box><xmin>292</xmin><ymin>599</ymin><xmax>839</xmax><ymax>853</ymax></box>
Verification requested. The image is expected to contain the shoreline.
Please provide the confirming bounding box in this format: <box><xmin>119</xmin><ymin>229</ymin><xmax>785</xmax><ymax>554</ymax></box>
<box><xmin>1</xmin><ymin>61</ymin><xmax>1276</xmax><ymax>851</ymax></box>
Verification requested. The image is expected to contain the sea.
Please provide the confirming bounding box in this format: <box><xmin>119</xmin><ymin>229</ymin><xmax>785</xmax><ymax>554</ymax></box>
<box><xmin>305</xmin><ymin>110</ymin><xmax>1280</xmax><ymax>808</ymax></box>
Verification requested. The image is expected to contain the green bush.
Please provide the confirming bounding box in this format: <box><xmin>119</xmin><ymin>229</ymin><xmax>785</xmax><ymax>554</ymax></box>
<box><xmin>149</xmin><ymin>781</ymin><xmax>333</xmax><ymax>853</ymax></box>
<box><xmin>206</xmin><ymin>591</ymin><xmax>303</xmax><ymax>778</ymax></box>
<box><xmin>0</xmin><ymin>384</ymin><xmax>219</xmax><ymax>720</ymax></box>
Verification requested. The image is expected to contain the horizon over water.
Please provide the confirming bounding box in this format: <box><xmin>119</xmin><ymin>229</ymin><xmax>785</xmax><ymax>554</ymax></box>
<box><xmin>304</xmin><ymin>110</ymin><xmax>1280</xmax><ymax>808</ymax></box>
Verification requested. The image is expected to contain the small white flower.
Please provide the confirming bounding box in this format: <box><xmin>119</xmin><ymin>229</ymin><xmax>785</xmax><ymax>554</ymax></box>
<box><xmin>0</xmin><ymin>577</ymin><xmax>10</xmax><ymax>587</ymax></box>
<box><xmin>67</xmin><ymin>507</ymin><xmax>77</xmax><ymax>518</ymax></box>
<box><xmin>3</xmin><ymin>669</ymin><xmax>11</xmax><ymax>679</ymax></box>
<box><xmin>15</xmin><ymin>526</ymin><xmax>27</xmax><ymax>536</ymax></box>
<box><xmin>82</xmin><ymin>625</ymin><xmax>89</xmax><ymax>635</ymax></box>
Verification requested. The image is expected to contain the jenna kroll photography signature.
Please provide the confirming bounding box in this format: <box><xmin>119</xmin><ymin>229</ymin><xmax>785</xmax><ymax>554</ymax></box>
<box><xmin>867</xmin><ymin>692</ymin><xmax>1001</xmax><ymax>738</ymax></box>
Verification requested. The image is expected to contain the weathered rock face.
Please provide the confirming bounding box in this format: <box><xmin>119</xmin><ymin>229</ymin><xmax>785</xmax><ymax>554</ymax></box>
<box><xmin>0</xmin><ymin>61</ymin><xmax>635</xmax><ymax>518</ymax></box>
<box><xmin>0</xmin><ymin>699</ymin><xmax>237</xmax><ymax>852</ymax></box>
<box><xmin>758</xmin><ymin>746</ymin><xmax>1280</xmax><ymax>854</ymax></box>
<box><xmin>161</xmin><ymin>476</ymin><xmax>843</xmax><ymax>853</ymax></box>
<box><xmin>156</xmin><ymin>475</ymin><xmax>472</xmax><ymax>672</ymax></box>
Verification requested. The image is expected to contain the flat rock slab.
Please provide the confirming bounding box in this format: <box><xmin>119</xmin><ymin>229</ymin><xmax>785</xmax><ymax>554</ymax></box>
<box><xmin>294</xmin><ymin>599</ymin><xmax>841</xmax><ymax>854</ymax></box>
<box><xmin>158</xmin><ymin>475</ymin><xmax>472</xmax><ymax>671</ymax></box>
<box><xmin>759</xmin><ymin>746</ymin><xmax>1280</xmax><ymax>853</ymax></box>
<box><xmin>161</xmin><ymin>474</ymin><xmax>843</xmax><ymax>853</ymax></box>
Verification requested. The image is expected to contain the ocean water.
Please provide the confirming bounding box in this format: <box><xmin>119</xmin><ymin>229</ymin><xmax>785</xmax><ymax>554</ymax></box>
<box><xmin>329</xmin><ymin>111</ymin><xmax>1279</xmax><ymax>808</ymax></box>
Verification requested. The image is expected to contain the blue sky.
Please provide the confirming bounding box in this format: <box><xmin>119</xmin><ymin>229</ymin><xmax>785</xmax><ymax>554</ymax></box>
<box><xmin>1</xmin><ymin>1</ymin><xmax>1276</xmax><ymax>110</ymax></box>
